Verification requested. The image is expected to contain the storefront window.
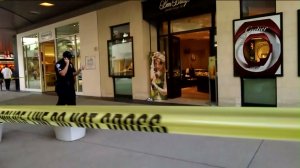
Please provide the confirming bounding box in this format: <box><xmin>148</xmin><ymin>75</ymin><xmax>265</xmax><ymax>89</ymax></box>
<box><xmin>170</xmin><ymin>13</ymin><xmax>211</xmax><ymax>33</ymax></box>
<box><xmin>55</xmin><ymin>23</ymin><xmax>82</xmax><ymax>92</ymax></box>
<box><xmin>56</xmin><ymin>23</ymin><xmax>79</xmax><ymax>38</ymax></box>
<box><xmin>22</xmin><ymin>34</ymin><xmax>40</xmax><ymax>89</ymax></box>
<box><xmin>241</xmin><ymin>0</ymin><xmax>276</xmax><ymax>18</ymax></box>
<box><xmin>159</xmin><ymin>22</ymin><xmax>168</xmax><ymax>35</ymax></box>
<box><xmin>242</xmin><ymin>78</ymin><xmax>276</xmax><ymax>107</ymax></box>
<box><xmin>110</xmin><ymin>23</ymin><xmax>132</xmax><ymax>98</ymax></box>
<box><xmin>108</xmin><ymin>37</ymin><xmax>133</xmax><ymax>77</ymax></box>
<box><xmin>111</xmin><ymin>23</ymin><xmax>130</xmax><ymax>39</ymax></box>
<box><xmin>114</xmin><ymin>78</ymin><xmax>132</xmax><ymax>96</ymax></box>
<box><xmin>240</xmin><ymin>0</ymin><xmax>277</xmax><ymax>107</ymax></box>
<box><xmin>159</xmin><ymin>36</ymin><xmax>169</xmax><ymax>70</ymax></box>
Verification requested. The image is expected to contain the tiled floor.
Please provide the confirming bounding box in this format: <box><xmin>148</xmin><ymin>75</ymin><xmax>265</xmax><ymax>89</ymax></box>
<box><xmin>0</xmin><ymin>91</ymin><xmax>299</xmax><ymax>168</ymax></box>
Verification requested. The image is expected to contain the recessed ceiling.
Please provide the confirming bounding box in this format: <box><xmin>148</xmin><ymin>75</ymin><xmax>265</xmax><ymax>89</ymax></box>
<box><xmin>0</xmin><ymin>0</ymin><xmax>122</xmax><ymax>53</ymax></box>
<box><xmin>0</xmin><ymin>0</ymin><xmax>103</xmax><ymax>31</ymax></box>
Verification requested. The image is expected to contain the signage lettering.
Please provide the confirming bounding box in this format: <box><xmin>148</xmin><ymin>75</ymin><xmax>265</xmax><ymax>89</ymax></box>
<box><xmin>245</xmin><ymin>26</ymin><xmax>268</xmax><ymax>33</ymax></box>
<box><xmin>40</xmin><ymin>31</ymin><xmax>53</xmax><ymax>42</ymax></box>
<box><xmin>100</xmin><ymin>113</ymin><xmax>168</xmax><ymax>133</ymax></box>
<box><xmin>41</xmin><ymin>31</ymin><xmax>52</xmax><ymax>38</ymax></box>
<box><xmin>159</xmin><ymin>0</ymin><xmax>190</xmax><ymax>11</ymax></box>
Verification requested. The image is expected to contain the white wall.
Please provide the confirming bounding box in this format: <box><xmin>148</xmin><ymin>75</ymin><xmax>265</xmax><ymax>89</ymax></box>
<box><xmin>276</xmin><ymin>1</ymin><xmax>300</xmax><ymax>106</ymax></box>
<box><xmin>17</xmin><ymin>12</ymin><xmax>101</xmax><ymax>96</ymax></box>
<box><xmin>79</xmin><ymin>12</ymin><xmax>101</xmax><ymax>97</ymax></box>
<box><xmin>216</xmin><ymin>1</ymin><xmax>241</xmax><ymax>106</ymax></box>
<box><xmin>97</xmin><ymin>1</ymin><xmax>151</xmax><ymax>99</ymax></box>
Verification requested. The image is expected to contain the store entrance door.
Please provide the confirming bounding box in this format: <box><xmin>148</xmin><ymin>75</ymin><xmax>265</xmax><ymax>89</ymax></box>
<box><xmin>40</xmin><ymin>41</ymin><xmax>56</xmax><ymax>92</ymax></box>
<box><xmin>172</xmin><ymin>30</ymin><xmax>211</xmax><ymax>104</ymax></box>
<box><xmin>167</xmin><ymin>36</ymin><xmax>181</xmax><ymax>98</ymax></box>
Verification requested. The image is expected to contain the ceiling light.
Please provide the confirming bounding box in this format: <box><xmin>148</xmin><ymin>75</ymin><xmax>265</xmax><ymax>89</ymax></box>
<box><xmin>40</xmin><ymin>2</ymin><xmax>54</xmax><ymax>7</ymax></box>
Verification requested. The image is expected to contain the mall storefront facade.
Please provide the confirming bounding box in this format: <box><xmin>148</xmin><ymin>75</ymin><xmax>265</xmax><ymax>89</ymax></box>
<box><xmin>16</xmin><ymin>0</ymin><xmax>300</xmax><ymax>106</ymax></box>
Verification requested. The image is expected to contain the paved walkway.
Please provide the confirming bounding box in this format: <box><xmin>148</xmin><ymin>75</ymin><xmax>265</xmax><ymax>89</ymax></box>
<box><xmin>0</xmin><ymin>91</ymin><xmax>131</xmax><ymax>105</ymax></box>
<box><xmin>0</xmin><ymin>91</ymin><xmax>299</xmax><ymax>168</ymax></box>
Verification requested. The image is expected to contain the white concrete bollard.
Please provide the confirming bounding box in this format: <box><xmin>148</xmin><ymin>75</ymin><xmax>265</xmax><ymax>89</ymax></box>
<box><xmin>53</xmin><ymin>126</ymin><xmax>86</xmax><ymax>141</ymax></box>
<box><xmin>0</xmin><ymin>123</ymin><xmax>3</xmax><ymax>142</ymax></box>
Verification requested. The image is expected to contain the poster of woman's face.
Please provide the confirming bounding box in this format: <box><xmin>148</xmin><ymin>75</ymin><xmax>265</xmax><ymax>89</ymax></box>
<box><xmin>233</xmin><ymin>13</ymin><xmax>283</xmax><ymax>77</ymax></box>
<box><xmin>149</xmin><ymin>52</ymin><xmax>167</xmax><ymax>100</ymax></box>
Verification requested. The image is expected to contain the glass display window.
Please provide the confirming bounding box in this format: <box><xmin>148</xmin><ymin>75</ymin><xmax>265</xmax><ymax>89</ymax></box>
<box><xmin>40</xmin><ymin>41</ymin><xmax>56</xmax><ymax>92</ymax></box>
<box><xmin>110</xmin><ymin>23</ymin><xmax>130</xmax><ymax>40</ymax></box>
<box><xmin>114</xmin><ymin>78</ymin><xmax>132</xmax><ymax>98</ymax></box>
<box><xmin>110</xmin><ymin>23</ymin><xmax>133</xmax><ymax>98</ymax></box>
<box><xmin>159</xmin><ymin>21</ymin><xmax>168</xmax><ymax>35</ymax></box>
<box><xmin>170</xmin><ymin>13</ymin><xmax>211</xmax><ymax>33</ymax></box>
<box><xmin>55</xmin><ymin>23</ymin><xmax>79</xmax><ymax>38</ymax></box>
<box><xmin>22</xmin><ymin>34</ymin><xmax>41</xmax><ymax>89</ymax></box>
<box><xmin>238</xmin><ymin>1</ymin><xmax>278</xmax><ymax>106</ymax></box>
<box><xmin>240</xmin><ymin>0</ymin><xmax>276</xmax><ymax>18</ymax></box>
<box><xmin>107</xmin><ymin>37</ymin><xmax>134</xmax><ymax>77</ymax></box>
<box><xmin>241</xmin><ymin>77</ymin><xmax>277</xmax><ymax>107</ymax></box>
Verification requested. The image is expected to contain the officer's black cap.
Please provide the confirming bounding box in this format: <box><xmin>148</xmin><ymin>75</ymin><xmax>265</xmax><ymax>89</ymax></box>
<box><xmin>63</xmin><ymin>51</ymin><xmax>73</xmax><ymax>59</ymax></box>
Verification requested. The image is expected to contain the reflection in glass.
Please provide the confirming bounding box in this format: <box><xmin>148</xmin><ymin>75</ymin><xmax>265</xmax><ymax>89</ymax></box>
<box><xmin>171</xmin><ymin>13</ymin><xmax>211</xmax><ymax>33</ymax></box>
<box><xmin>22</xmin><ymin>34</ymin><xmax>40</xmax><ymax>89</ymax></box>
<box><xmin>110</xmin><ymin>23</ymin><xmax>132</xmax><ymax>98</ymax></box>
<box><xmin>114</xmin><ymin>78</ymin><xmax>132</xmax><ymax>96</ymax></box>
<box><xmin>159</xmin><ymin>36</ymin><xmax>169</xmax><ymax>71</ymax></box>
<box><xmin>159</xmin><ymin>22</ymin><xmax>168</xmax><ymax>35</ymax></box>
<box><xmin>40</xmin><ymin>41</ymin><xmax>56</xmax><ymax>91</ymax></box>
<box><xmin>108</xmin><ymin>37</ymin><xmax>134</xmax><ymax>77</ymax></box>
<box><xmin>241</xmin><ymin>0</ymin><xmax>276</xmax><ymax>17</ymax></box>
<box><xmin>56</xmin><ymin>23</ymin><xmax>79</xmax><ymax>38</ymax></box>
<box><xmin>111</xmin><ymin>24</ymin><xmax>130</xmax><ymax>39</ymax></box>
<box><xmin>242</xmin><ymin>78</ymin><xmax>276</xmax><ymax>106</ymax></box>
<box><xmin>243</xmin><ymin>38</ymin><xmax>271</xmax><ymax>67</ymax></box>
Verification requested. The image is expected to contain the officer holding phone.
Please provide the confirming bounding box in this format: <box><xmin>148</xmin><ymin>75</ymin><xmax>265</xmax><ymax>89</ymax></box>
<box><xmin>55</xmin><ymin>51</ymin><xmax>83</xmax><ymax>105</ymax></box>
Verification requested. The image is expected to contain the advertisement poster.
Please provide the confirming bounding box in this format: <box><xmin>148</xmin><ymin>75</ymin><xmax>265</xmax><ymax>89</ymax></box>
<box><xmin>149</xmin><ymin>52</ymin><xmax>167</xmax><ymax>100</ymax></box>
<box><xmin>85</xmin><ymin>56</ymin><xmax>95</xmax><ymax>70</ymax></box>
<box><xmin>298</xmin><ymin>10</ymin><xmax>300</xmax><ymax>76</ymax></box>
<box><xmin>233</xmin><ymin>13</ymin><xmax>283</xmax><ymax>77</ymax></box>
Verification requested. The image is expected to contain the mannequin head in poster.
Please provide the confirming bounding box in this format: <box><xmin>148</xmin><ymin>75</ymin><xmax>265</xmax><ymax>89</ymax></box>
<box><xmin>150</xmin><ymin>52</ymin><xmax>167</xmax><ymax>100</ymax></box>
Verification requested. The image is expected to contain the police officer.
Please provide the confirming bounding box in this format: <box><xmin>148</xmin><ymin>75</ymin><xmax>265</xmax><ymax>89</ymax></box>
<box><xmin>55</xmin><ymin>51</ymin><xmax>83</xmax><ymax>105</ymax></box>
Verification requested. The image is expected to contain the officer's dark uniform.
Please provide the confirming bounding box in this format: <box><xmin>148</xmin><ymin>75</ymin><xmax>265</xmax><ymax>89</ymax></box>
<box><xmin>55</xmin><ymin>51</ymin><xmax>76</xmax><ymax>105</ymax></box>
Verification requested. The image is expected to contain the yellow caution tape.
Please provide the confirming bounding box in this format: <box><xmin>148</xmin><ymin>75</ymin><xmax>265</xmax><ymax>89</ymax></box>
<box><xmin>0</xmin><ymin>106</ymin><xmax>299</xmax><ymax>141</ymax></box>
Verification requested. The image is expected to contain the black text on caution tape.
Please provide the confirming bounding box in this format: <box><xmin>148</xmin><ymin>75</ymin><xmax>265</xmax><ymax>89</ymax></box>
<box><xmin>0</xmin><ymin>110</ymin><xmax>168</xmax><ymax>133</ymax></box>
